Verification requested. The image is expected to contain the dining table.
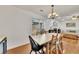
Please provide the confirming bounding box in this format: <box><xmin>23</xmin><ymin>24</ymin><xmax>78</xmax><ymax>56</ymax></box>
<box><xmin>31</xmin><ymin>33</ymin><xmax>61</xmax><ymax>54</ymax></box>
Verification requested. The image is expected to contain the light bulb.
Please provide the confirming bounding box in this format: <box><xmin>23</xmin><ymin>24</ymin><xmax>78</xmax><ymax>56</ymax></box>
<box><xmin>53</xmin><ymin>12</ymin><xmax>56</xmax><ymax>15</ymax></box>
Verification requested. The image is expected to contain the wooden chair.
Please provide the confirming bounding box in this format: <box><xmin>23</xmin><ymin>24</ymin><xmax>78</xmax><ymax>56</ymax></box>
<box><xmin>49</xmin><ymin>35</ymin><xmax>56</xmax><ymax>54</ymax></box>
<box><xmin>49</xmin><ymin>34</ymin><xmax>63</xmax><ymax>54</ymax></box>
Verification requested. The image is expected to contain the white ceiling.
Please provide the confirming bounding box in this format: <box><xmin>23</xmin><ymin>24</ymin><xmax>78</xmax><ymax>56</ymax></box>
<box><xmin>14</xmin><ymin>5</ymin><xmax>79</xmax><ymax>18</ymax></box>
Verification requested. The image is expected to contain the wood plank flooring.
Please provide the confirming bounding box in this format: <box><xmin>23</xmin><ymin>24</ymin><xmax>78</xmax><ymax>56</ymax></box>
<box><xmin>7</xmin><ymin>44</ymin><xmax>31</xmax><ymax>54</ymax></box>
<box><xmin>7</xmin><ymin>40</ymin><xmax>79</xmax><ymax>54</ymax></box>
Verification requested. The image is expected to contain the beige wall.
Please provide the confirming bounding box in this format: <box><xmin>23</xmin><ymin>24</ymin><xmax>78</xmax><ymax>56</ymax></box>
<box><xmin>0</xmin><ymin>6</ymin><xmax>43</xmax><ymax>49</ymax></box>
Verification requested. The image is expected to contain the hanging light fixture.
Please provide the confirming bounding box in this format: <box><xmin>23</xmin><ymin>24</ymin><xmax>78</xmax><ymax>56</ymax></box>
<box><xmin>48</xmin><ymin>5</ymin><xmax>58</xmax><ymax>19</ymax></box>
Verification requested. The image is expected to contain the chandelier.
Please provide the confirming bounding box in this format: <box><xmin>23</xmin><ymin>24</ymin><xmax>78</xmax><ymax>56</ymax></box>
<box><xmin>48</xmin><ymin>5</ymin><xmax>58</xmax><ymax>19</ymax></box>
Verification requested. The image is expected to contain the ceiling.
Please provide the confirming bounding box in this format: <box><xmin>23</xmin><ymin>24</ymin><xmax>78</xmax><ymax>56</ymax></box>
<box><xmin>14</xmin><ymin>5</ymin><xmax>79</xmax><ymax>18</ymax></box>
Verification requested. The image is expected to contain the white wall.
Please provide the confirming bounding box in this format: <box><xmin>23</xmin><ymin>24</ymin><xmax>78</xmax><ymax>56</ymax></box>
<box><xmin>0</xmin><ymin>6</ymin><xmax>43</xmax><ymax>49</ymax></box>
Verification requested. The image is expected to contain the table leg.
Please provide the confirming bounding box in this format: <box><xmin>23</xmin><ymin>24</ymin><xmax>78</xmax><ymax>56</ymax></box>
<box><xmin>50</xmin><ymin>44</ymin><xmax>52</xmax><ymax>54</ymax></box>
<box><xmin>46</xmin><ymin>42</ymin><xmax>49</xmax><ymax>54</ymax></box>
<box><xmin>56</xmin><ymin>44</ymin><xmax>59</xmax><ymax>54</ymax></box>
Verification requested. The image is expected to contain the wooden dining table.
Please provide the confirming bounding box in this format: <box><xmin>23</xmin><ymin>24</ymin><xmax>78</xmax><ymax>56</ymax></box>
<box><xmin>31</xmin><ymin>33</ymin><xmax>61</xmax><ymax>54</ymax></box>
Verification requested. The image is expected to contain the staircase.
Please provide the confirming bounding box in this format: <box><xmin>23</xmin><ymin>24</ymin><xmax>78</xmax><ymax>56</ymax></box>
<box><xmin>0</xmin><ymin>36</ymin><xmax>7</xmax><ymax>54</ymax></box>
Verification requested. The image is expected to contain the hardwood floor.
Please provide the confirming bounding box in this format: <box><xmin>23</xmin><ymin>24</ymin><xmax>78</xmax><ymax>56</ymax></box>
<box><xmin>7</xmin><ymin>44</ymin><xmax>31</xmax><ymax>54</ymax></box>
<box><xmin>7</xmin><ymin>40</ymin><xmax>79</xmax><ymax>54</ymax></box>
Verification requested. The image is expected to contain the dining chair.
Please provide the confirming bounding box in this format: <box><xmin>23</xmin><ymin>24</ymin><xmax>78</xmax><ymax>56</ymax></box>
<box><xmin>48</xmin><ymin>30</ymin><xmax>54</xmax><ymax>33</ymax></box>
<box><xmin>49</xmin><ymin>35</ymin><xmax>53</xmax><ymax>53</ymax></box>
<box><xmin>58</xmin><ymin>29</ymin><xmax>61</xmax><ymax>33</ymax></box>
<box><xmin>29</xmin><ymin>35</ymin><xmax>45</xmax><ymax>54</ymax></box>
<box><xmin>49</xmin><ymin>33</ymin><xmax>63</xmax><ymax>54</ymax></box>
